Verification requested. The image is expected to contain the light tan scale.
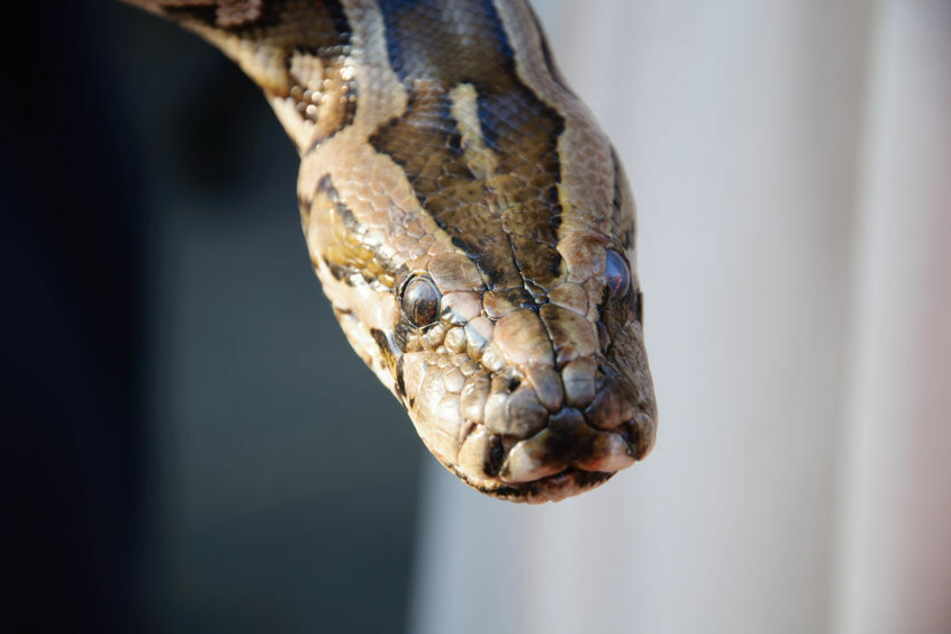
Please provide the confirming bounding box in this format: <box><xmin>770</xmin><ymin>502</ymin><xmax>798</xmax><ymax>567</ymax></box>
<box><xmin>122</xmin><ymin>0</ymin><xmax>657</xmax><ymax>503</ymax></box>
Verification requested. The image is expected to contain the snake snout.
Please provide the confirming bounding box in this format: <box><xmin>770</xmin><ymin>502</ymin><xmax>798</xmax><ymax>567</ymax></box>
<box><xmin>402</xmin><ymin>289</ymin><xmax>656</xmax><ymax>502</ymax></box>
<box><xmin>436</xmin><ymin>356</ymin><xmax>653</xmax><ymax>496</ymax></box>
<box><xmin>493</xmin><ymin>376</ymin><xmax>655</xmax><ymax>486</ymax></box>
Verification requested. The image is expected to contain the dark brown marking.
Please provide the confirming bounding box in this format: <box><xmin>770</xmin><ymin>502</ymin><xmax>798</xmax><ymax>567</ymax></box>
<box><xmin>610</xmin><ymin>147</ymin><xmax>635</xmax><ymax>249</ymax></box>
<box><xmin>316</xmin><ymin>173</ymin><xmax>334</xmax><ymax>193</ymax></box>
<box><xmin>312</xmin><ymin>175</ymin><xmax>400</xmax><ymax>283</ymax></box>
<box><xmin>214</xmin><ymin>0</ymin><xmax>263</xmax><ymax>28</ymax></box>
<box><xmin>324</xmin><ymin>257</ymin><xmax>354</xmax><ymax>284</ymax></box>
<box><xmin>484</xmin><ymin>434</ymin><xmax>505</xmax><ymax>477</ymax></box>
<box><xmin>633</xmin><ymin>290</ymin><xmax>644</xmax><ymax>324</ymax></box>
<box><xmin>370</xmin><ymin>328</ymin><xmax>400</xmax><ymax>372</ymax></box>
<box><xmin>164</xmin><ymin>0</ymin><xmax>346</xmax><ymax>35</ymax></box>
<box><xmin>164</xmin><ymin>0</ymin><xmax>356</xmax><ymax>144</ymax></box>
<box><xmin>371</xmin><ymin>0</ymin><xmax>566</xmax><ymax>293</ymax></box>
<box><xmin>395</xmin><ymin>356</ymin><xmax>407</xmax><ymax>400</ymax></box>
<box><xmin>523</xmin><ymin>1</ymin><xmax>577</xmax><ymax>98</ymax></box>
<box><xmin>510</xmin><ymin>234</ymin><xmax>564</xmax><ymax>288</ymax></box>
<box><xmin>611</xmin><ymin>147</ymin><xmax>623</xmax><ymax>219</ymax></box>
<box><xmin>320</xmin><ymin>175</ymin><xmax>363</xmax><ymax>235</ymax></box>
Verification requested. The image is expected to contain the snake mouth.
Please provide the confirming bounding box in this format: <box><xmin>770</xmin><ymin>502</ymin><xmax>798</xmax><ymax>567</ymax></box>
<box><xmin>442</xmin><ymin>444</ymin><xmax>624</xmax><ymax>503</ymax></box>
<box><xmin>427</xmin><ymin>405</ymin><xmax>656</xmax><ymax>503</ymax></box>
<box><xmin>451</xmin><ymin>465</ymin><xmax>616</xmax><ymax>504</ymax></box>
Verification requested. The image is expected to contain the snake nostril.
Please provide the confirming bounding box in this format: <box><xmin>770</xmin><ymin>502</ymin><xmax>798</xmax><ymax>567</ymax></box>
<box><xmin>506</xmin><ymin>377</ymin><xmax>521</xmax><ymax>393</ymax></box>
<box><xmin>484</xmin><ymin>435</ymin><xmax>505</xmax><ymax>477</ymax></box>
<box><xmin>624</xmin><ymin>421</ymin><xmax>639</xmax><ymax>442</ymax></box>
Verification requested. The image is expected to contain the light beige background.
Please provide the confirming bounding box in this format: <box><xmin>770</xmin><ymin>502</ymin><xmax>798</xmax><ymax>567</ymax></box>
<box><xmin>410</xmin><ymin>2</ymin><xmax>951</xmax><ymax>633</ymax></box>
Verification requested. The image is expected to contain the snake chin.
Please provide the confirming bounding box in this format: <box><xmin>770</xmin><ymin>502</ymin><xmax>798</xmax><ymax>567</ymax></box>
<box><xmin>450</xmin><ymin>466</ymin><xmax>616</xmax><ymax>504</ymax></box>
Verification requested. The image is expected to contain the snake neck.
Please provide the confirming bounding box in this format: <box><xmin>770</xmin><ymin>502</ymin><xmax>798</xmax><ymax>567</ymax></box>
<box><xmin>122</xmin><ymin>0</ymin><xmax>566</xmax><ymax>155</ymax></box>
<box><xmin>121</xmin><ymin>0</ymin><xmax>355</xmax><ymax>153</ymax></box>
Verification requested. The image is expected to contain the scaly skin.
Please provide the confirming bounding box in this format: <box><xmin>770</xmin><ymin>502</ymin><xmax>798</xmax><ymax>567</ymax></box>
<box><xmin>121</xmin><ymin>0</ymin><xmax>657</xmax><ymax>503</ymax></box>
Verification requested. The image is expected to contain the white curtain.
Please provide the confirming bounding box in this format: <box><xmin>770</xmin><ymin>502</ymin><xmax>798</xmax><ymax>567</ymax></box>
<box><xmin>409</xmin><ymin>2</ymin><xmax>951</xmax><ymax>633</ymax></box>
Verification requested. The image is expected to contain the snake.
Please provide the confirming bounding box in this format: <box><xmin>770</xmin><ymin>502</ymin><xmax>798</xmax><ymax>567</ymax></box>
<box><xmin>122</xmin><ymin>0</ymin><xmax>657</xmax><ymax>503</ymax></box>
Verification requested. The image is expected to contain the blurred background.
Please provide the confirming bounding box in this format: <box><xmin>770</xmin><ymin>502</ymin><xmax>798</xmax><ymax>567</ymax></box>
<box><xmin>2</xmin><ymin>1</ymin><xmax>948</xmax><ymax>633</ymax></box>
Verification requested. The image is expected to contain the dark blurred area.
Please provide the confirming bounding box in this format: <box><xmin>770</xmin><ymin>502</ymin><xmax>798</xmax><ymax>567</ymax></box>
<box><xmin>1</xmin><ymin>3</ymin><xmax>421</xmax><ymax>632</ymax></box>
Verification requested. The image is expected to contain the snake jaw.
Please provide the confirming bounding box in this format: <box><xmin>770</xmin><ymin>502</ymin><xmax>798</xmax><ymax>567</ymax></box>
<box><xmin>447</xmin><ymin>466</ymin><xmax>617</xmax><ymax>504</ymax></box>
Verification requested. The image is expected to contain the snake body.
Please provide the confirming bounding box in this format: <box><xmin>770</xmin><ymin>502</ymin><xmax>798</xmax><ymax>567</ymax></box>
<box><xmin>125</xmin><ymin>0</ymin><xmax>657</xmax><ymax>503</ymax></box>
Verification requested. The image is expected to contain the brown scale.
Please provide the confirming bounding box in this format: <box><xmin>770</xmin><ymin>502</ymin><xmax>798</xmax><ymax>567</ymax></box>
<box><xmin>161</xmin><ymin>0</ymin><xmax>357</xmax><ymax>144</ymax></box>
<box><xmin>370</xmin><ymin>0</ymin><xmax>566</xmax><ymax>294</ymax></box>
<box><xmin>307</xmin><ymin>175</ymin><xmax>391</xmax><ymax>287</ymax></box>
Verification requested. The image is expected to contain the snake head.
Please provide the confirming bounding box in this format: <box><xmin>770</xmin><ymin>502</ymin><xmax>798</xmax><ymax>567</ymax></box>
<box><xmin>384</xmin><ymin>238</ymin><xmax>657</xmax><ymax>504</ymax></box>
<box><xmin>304</xmin><ymin>177</ymin><xmax>657</xmax><ymax>504</ymax></box>
<box><xmin>120</xmin><ymin>0</ymin><xmax>658</xmax><ymax>502</ymax></box>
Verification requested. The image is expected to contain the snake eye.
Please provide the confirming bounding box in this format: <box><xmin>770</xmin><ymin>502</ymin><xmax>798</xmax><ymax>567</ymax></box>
<box><xmin>605</xmin><ymin>250</ymin><xmax>631</xmax><ymax>299</ymax></box>
<box><xmin>402</xmin><ymin>275</ymin><xmax>441</xmax><ymax>328</ymax></box>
